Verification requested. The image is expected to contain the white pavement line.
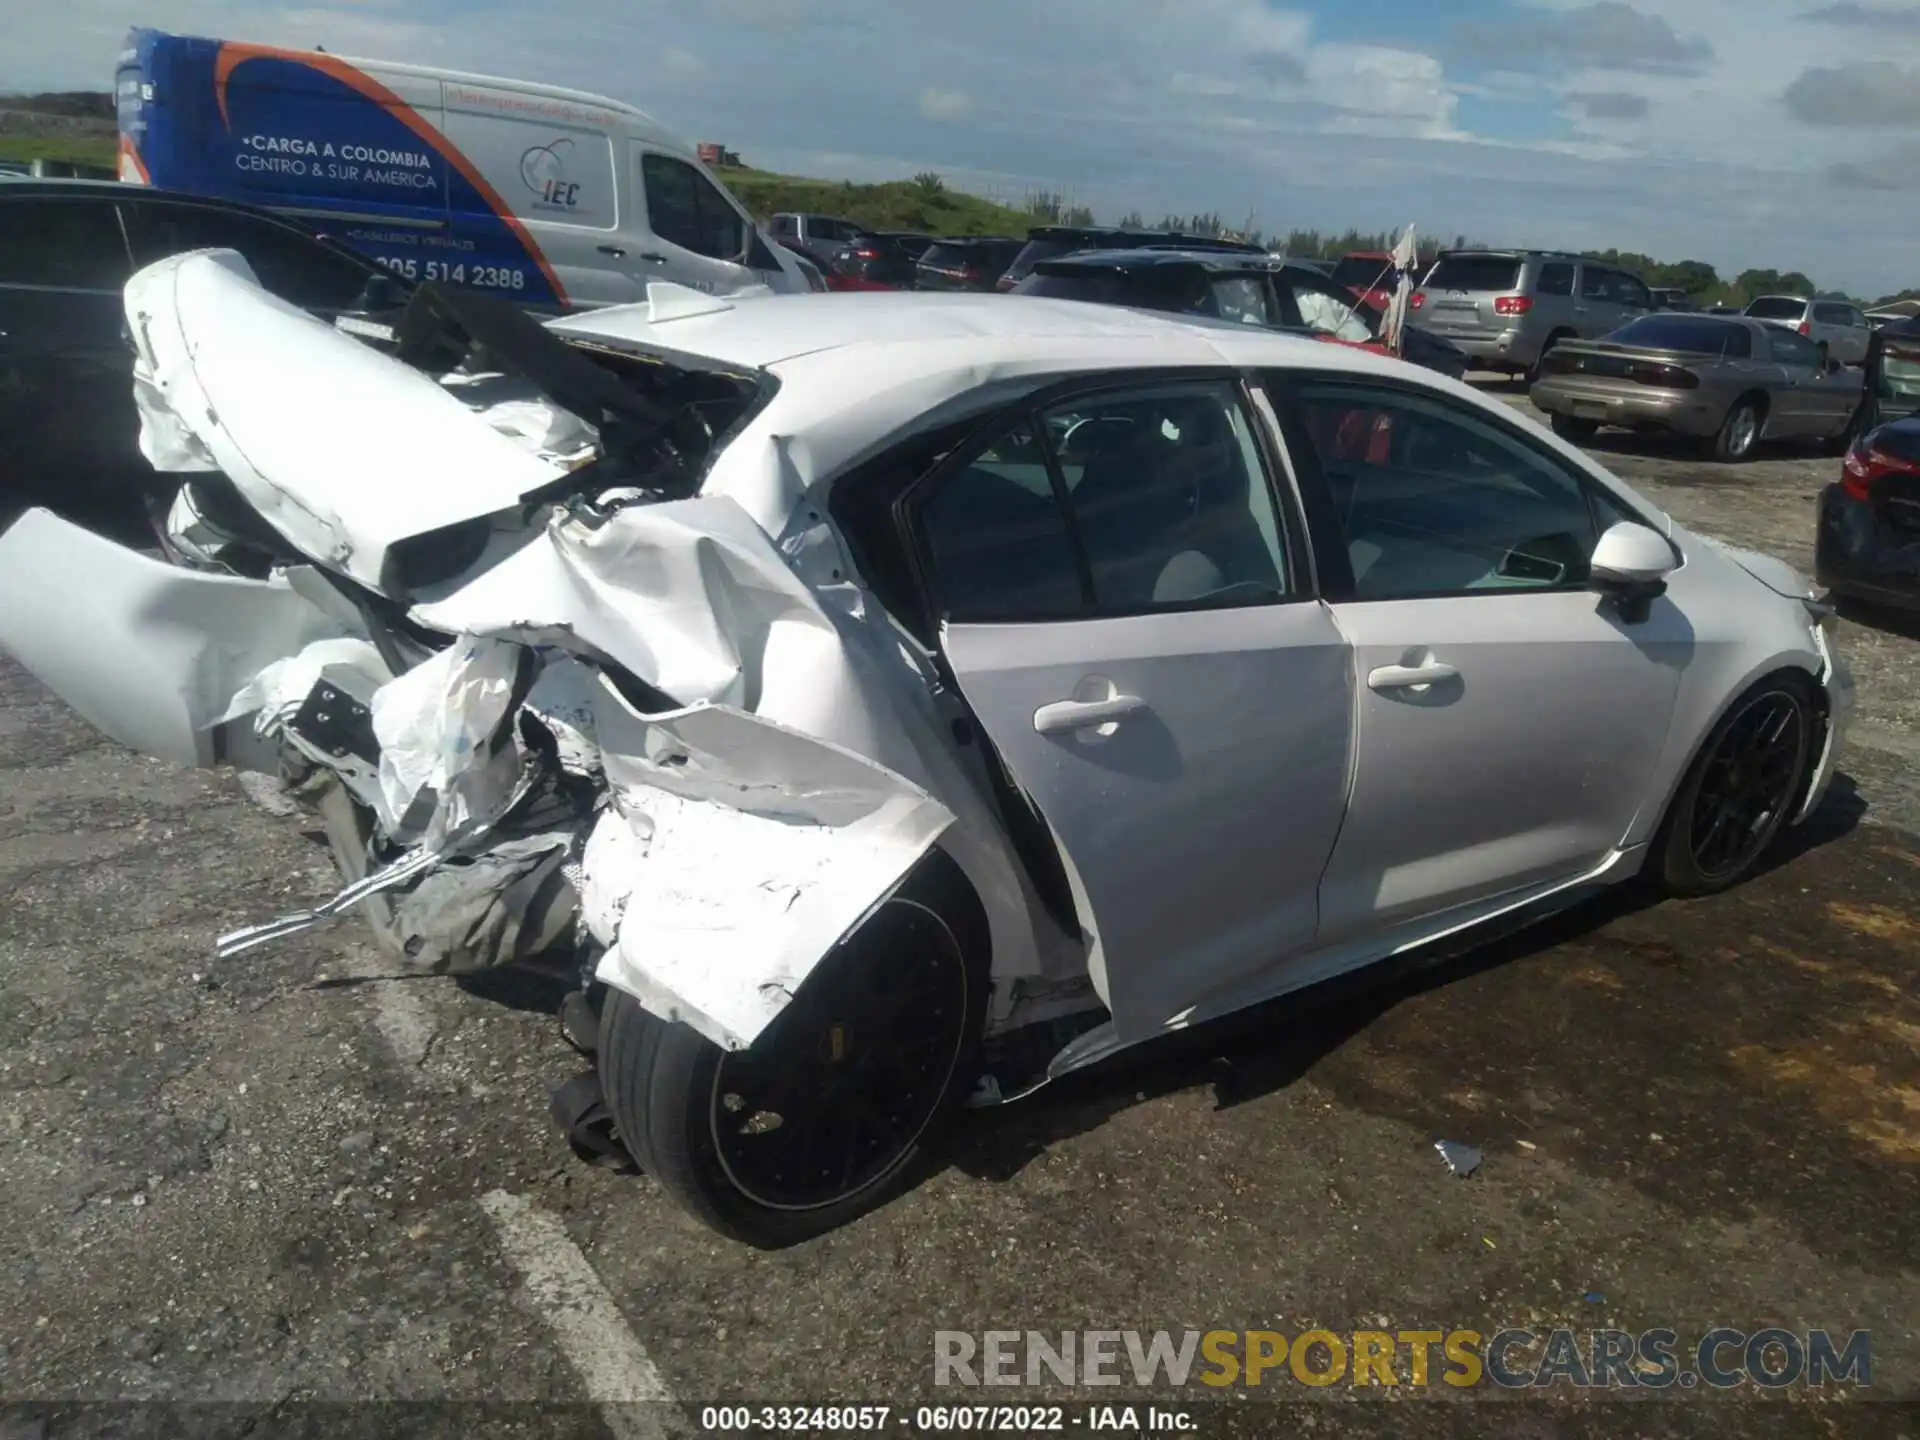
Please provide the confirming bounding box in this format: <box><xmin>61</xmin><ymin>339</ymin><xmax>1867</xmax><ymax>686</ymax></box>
<box><xmin>481</xmin><ymin>1189</ymin><xmax>682</xmax><ymax>1440</ymax></box>
<box><xmin>340</xmin><ymin>943</ymin><xmax>437</xmax><ymax>1068</ymax></box>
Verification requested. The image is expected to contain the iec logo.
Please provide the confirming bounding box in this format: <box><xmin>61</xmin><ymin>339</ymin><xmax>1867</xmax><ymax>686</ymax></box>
<box><xmin>520</xmin><ymin>139</ymin><xmax>581</xmax><ymax>209</ymax></box>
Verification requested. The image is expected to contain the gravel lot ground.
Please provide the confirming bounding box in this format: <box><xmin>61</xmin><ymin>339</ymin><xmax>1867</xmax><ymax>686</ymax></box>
<box><xmin>2</xmin><ymin>385</ymin><xmax>1916</xmax><ymax>1439</ymax></box>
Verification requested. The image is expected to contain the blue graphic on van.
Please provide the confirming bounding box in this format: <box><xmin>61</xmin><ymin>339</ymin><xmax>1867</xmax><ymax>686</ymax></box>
<box><xmin>117</xmin><ymin>28</ymin><xmax>566</xmax><ymax>306</ymax></box>
<box><xmin>520</xmin><ymin>140</ymin><xmax>582</xmax><ymax>212</ymax></box>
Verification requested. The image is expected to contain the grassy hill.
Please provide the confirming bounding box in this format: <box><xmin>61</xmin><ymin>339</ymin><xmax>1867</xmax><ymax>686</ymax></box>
<box><xmin>718</xmin><ymin>166</ymin><xmax>1034</xmax><ymax>236</ymax></box>
<box><xmin>0</xmin><ymin>132</ymin><xmax>117</xmax><ymax>167</ymax></box>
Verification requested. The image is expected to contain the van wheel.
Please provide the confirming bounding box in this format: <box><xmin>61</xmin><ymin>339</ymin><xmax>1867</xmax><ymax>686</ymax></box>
<box><xmin>1651</xmin><ymin>673</ymin><xmax>1814</xmax><ymax>897</ymax></box>
<box><xmin>597</xmin><ymin>855</ymin><xmax>988</xmax><ymax>1247</ymax></box>
<box><xmin>1711</xmin><ymin>396</ymin><xmax>1764</xmax><ymax>462</ymax></box>
<box><xmin>1551</xmin><ymin>413</ymin><xmax>1600</xmax><ymax>444</ymax></box>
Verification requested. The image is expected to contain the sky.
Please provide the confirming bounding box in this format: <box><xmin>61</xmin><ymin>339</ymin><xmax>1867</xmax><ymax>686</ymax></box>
<box><xmin>9</xmin><ymin>0</ymin><xmax>1920</xmax><ymax>296</ymax></box>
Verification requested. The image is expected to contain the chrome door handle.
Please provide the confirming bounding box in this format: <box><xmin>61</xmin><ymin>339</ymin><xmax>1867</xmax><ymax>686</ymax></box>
<box><xmin>1368</xmin><ymin>661</ymin><xmax>1458</xmax><ymax>692</ymax></box>
<box><xmin>597</xmin><ymin>244</ymin><xmax>627</xmax><ymax>257</ymax></box>
<box><xmin>1033</xmin><ymin>693</ymin><xmax>1146</xmax><ymax>735</ymax></box>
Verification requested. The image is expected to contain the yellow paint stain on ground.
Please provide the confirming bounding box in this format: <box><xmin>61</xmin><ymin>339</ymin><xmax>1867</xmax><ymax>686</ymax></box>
<box><xmin>1561</xmin><ymin>963</ymin><xmax>1625</xmax><ymax>992</ymax></box>
<box><xmin>1825</xmin><ymin>901</ymin><xmax>1920</xmax><ymax>946</ymax></box>
<box><xmin>1750</xmin><ymin>935</ymin><xmax>1909</xmax><ymax>1001</ymax></box>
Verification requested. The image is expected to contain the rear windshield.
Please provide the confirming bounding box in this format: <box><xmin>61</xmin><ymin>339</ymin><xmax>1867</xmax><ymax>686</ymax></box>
<box><xmin>1746</xmin><ymin>296</ymin><xmax>1807</xmax><ymax>320</ymax></box>
<box><xmin>1330</xmin><ymin>256</ymin><xmax>1395</xmax><ymax>290</ymax></box>
<box><xmin>1018</xmin><ymin>271</ymin><xmax>1138</xmax><ymax>304</ymax></box>
<box><xmin>921</xmin><ymin>241</ymin><xmax>1014</xmax><ymax>270</ymax></box>
<box><xmin>1606</xmin><ymin>315</ymin><xmax>1748</xmax><ymax>356</ymax></box>
<box><xmin>1424</xmin><ymin>255</ymin><xmax>1523</xmax><ymax>292</ymax></box>
<box><xmin>1006</xmin><ymin>237</ymin><xmax>1087</xmax><ymax>275</ymax></box>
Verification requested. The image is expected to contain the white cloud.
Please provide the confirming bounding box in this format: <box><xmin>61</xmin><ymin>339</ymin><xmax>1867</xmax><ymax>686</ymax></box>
<box><xmin>918</xmin><ymin>87</ymin><xmax>972</xmax><ymax>122</ymax></box>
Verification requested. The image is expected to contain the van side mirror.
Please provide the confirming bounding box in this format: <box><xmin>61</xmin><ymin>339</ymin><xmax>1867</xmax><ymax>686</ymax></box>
<box><xmin>1588</xmin><ymin>520</ymin><xmax>1676</xmax><ymax>623</ymax></box>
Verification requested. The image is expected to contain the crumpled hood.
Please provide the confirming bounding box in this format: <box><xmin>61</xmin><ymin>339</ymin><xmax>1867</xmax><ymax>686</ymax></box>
<box><xmin>124</xmin><ymin>249</ymin><xmax>567</xmax><ymax>592</ymax></box>
<box><xmin>1690</xmin><ymin>530</ymin><xmax>1819</xmax><ymax>600</ymax></box>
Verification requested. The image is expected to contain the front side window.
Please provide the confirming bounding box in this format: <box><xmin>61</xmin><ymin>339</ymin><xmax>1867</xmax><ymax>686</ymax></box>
<box><xmin>123</xmin><ymin>202</ymin><xmax>374</xmax><ymax>309</ymax></box>
<box><xmin>1282</xmin><ymin>381</ymin><xmax>1609</xmax><ymax>600</ymax></box>
<box><xmin>1286</xmin><ymin>277</ymin><xmax>1375</xmax><ymax>342</ymax></box>
<box><xmin>1768</xmin><ymin>327</ymin><xmax>1825</xmax><ymax>368</ymax></box>
<box><xmin>641</xmin><ymin>153</ymin><xmax>745</xmax><ymax>261</ymax></box>
<box><xmin>0</xmin><ymin>198</ymin><xmax>131</xmax><ymax>291</ymax></box>
<box><xmin>917</xmin><ymin>383</ymin><xmax>1294</xmax><ymax>621</ymax></box>
<box><xmin>1580</xmin><ymin>266</ymin><xmax>1613</xmax><ymax>301</ymax></box>
<box><xmin>1614</xmin><ymin>273</ymin><xmax>1652</xmax><ymax>308</ymax></box>
<box><xmin>1206</xmin><ymin>276</ymin><xmax>1273</xmax><ymax>325</ymax></box>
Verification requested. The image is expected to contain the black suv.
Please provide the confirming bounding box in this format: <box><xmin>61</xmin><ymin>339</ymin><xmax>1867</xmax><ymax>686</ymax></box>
<box><xmin>914</xmin><ymin>236</ymin><xmax>1023</xmax><ymax>292</ymax></box>
<box><xmin>1013</xmin><ymin>249</ymin><xmax>1468</xmax><ymax>379</ymax></box>
<box><xmin>825</xmin><ymin>231</ymin><xmax>935</xmax><ymax>290</ymax></box>
<box><xmin>995</xmin><ymin>226</ymin><xmax>1267</xmax><ymax>293</ymax></box>
<box><xmin>0</xmin><ymin>180</ymin><xmax>407</xmax><ymax>520</ymax></box>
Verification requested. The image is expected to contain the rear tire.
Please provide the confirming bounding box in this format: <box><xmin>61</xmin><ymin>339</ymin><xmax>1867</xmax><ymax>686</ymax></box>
<box><xmin>1550</xmin><ymin>413</ymin><xmax>1600</xmax><ymax>444</ymax></box>
<box><xmin>597</xmin><ymin>853</ymin><xmax>989</xmax><ymax>1247</ymax></box>
<box><xmin>1711</xmin><ymin>396</ymin><xmax>1764</xmax><ymax>463</ymax></box>
<box><xmin>1651</xmin><ymin>673</ymin><xmax>1815</xmax><ymax>897</ymax></box>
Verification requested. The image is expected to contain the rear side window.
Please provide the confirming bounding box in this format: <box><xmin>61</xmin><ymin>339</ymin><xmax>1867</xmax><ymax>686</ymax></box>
<box><xmin>1425</xmin><ymin>255</ymin><xmax>1522</xmax><ymax>292</ymax></box>
<box><xmin>641</xmin><ymin>154</ymin><xmax>745</xmax><ymax>261</ymax></box>
<box><xmin>122</xmin><ymin>202</ymin><xmax>374</xmax><ymax>309</ymax></box>
<box><xmin>1330</xmin><ymin>255</ymin><xmax>1393</xmax><ymax>291</ymax></box>
<box><xmin>918</xmin><ymin>383</ymin><xmax>1294</xmax><ymax>621</ymax></box>
<box><xmin>1813</xmin><ymin>302</ymin><xmax>1852</xmax><ymax>326</ymax></box>
<box><xmin>1747</xmin><ymin>296</ymin><xmax>1807</xmax><ymax>321</ymax></box>
<box><xmin>1536</xmin><ymin>262</ymin><xmax>1574</xmax><ymax>297</ymax></box>
<box><xmin>0</xmin><ymin>197</ymin><xmax>131</xmax><ymax>291</ymax></box>
<box><xmin>1767</xmin><ymin>328</ymin><xmax>1825</xmax><ymax>368</ymax></box>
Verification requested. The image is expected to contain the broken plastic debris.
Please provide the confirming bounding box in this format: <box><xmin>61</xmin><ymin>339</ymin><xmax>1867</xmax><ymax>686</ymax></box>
<box><xmin>1584</xmin><ymin>1292</ymin><xmax>1606</xmax><ymax>1304</ymax></box>
<box><xmin>1435</xmin><ymin>1140</ymin><xmax>1483</xmax><ymax>1177</ymax></box>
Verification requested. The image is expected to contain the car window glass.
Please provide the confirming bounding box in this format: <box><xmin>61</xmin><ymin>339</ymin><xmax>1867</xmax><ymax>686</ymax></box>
<box><xmin>1289</xmin><ymin>281</ymin><xmax>1374</xmax><ymax>342</ymax></box>
<box><xmin>1536</xmin><ymin>262</ymin><xmax>1574</xmax><ymax>297</ymax></box>
<box><xmin>1286</xmin><ymin>383</ymin><xmax>1603</xmax><ymax>600</ymax></box>
<box><xmin>1579</xmin><ymin>267</ymin><xmax>1612</xmax><ymax>300</ymax></box>
<box><xmin>1208</xmin><ymin>276</ymin><xmax>1272</xmax><ymax>325</ymax></box>
<box><xmin>1045</xmin><ymin>384</ymin><xmax>1290</xmax><ymax>611</ymax></box>
<box><xmin>1746</xmin><ymin>297</ymin><xmax>1805</xmax><ymax>321</ymax></box>
<box><xmin>920</xmin><ymin>424</ymin><xmax>1088</xmax><ymax>623</ymax></box>
<box><xmin>1723</xmin><ymin>324</ymin><xmax>1753</xmax><ymax>359</ymax></box>
<box><xmin>1615</xmin><ymin>273</ymin><xmax>1651</xmax><ymax>308</ymax></box>
<box><xmin>0</xmin><ymin>197</ymin><xmax>130</xmax><ymax>290</ymax></box>
<box><xmin>1768</xmin><ymin>328</ymin><xmax>1824</xmax><ymax>368</ymax></box>
<box><xmin>771</xmin><ymin>215</ymin><xmax>796</xmax><ymax>237</ymax></box>
<box><xmin>641</xmin><ymin>154</ymin><xmax>744</xmax><ymax>260</ymax></box>
<box><xmin>123</xmin><ymin>202</ymin><xmax>372</xmax><ymax>308</ymax></box>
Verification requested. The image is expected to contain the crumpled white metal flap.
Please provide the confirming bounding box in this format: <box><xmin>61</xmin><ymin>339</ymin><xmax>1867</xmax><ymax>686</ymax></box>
<box><xmin>586</xmin><ymin>676</ymin><xmax>956</xmax><ymax>1051</ymax></box>
<box><xmin>123</xmin><ymin>249</ymin><xmax>567</xmax><ymax>591</ymax></box>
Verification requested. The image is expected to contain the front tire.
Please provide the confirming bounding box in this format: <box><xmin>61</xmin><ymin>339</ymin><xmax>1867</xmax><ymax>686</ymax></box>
<box><xmin>597</xmin><ymin>855</ymin><xmax>988</xmax><ymax>1247</ymax></box>
<box><xmin>1711</xmin><ymin>396</ymin><xmax>1764</xmax><ymax>463</ymax></box>
<box><xmin>1652</xmin><ymin>674</ymin><xmax>1814</xmax><ymax>897</ymax></box>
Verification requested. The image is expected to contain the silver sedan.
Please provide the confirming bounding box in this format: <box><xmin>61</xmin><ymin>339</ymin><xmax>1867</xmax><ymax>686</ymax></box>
<box><xmin>0</xmin><ymin>253</ymin><xmax>1856</xmax><ymax>1245</ymax></box>
<box><xmin>1530</xmin><ymin>312</ymin><xmax>1863</xmax><ymax>462</ymax></box>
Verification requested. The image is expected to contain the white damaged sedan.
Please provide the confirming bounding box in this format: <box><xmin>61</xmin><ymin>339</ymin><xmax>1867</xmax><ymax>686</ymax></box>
<box><xmin>0</xmin><ymin>251</ymin><xmax>1852</xmax><ymax>1245</ymax></box>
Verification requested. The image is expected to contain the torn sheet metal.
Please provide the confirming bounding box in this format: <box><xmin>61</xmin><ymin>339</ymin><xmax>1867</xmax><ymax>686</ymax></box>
<box><xmin>437</xmin><ymin>369</ymin><xmax>601</xmax><ymax>468</ymax></box>
<box><xmin>125</xmin><ymin>249</ymin><xmax>566</xmax><ymax>591</ymax></box>
<box><xmin>409</xmin><ymin>494</ymin><xmax>846</xmax><ymax>714</ymax></box>
<box><xmin>368</xmin><ymin>636</ymin><xmax>525</xmax><ymax>843</ymax></box>
<box><xmin>0</xmin><ymin>508</ymin><xmax>359</xmax><ymax>768</ymax></box>
<box><xmin>585</xmin><ymin>675</ymin><xmax>956</xmax><ymax>1052</ymax></box>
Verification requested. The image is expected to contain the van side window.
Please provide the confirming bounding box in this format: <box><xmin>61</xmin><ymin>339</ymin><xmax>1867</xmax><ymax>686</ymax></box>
<box><xmin>641</xmin><ymin>154</ymin><xmax>745</xmax><ymax>262</ymax></box>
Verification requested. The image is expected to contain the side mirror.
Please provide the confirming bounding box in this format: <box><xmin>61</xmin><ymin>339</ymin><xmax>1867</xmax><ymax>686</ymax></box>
<box><xmin>1588</xmin><ymin>520</ymin><xmax>1676</xmax><ymax>622</ymax></box>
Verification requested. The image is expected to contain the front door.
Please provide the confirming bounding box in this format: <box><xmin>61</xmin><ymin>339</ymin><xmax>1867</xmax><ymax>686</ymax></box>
<box><xmin>1269</xmin><ymin>374</ymin><xmax>1689</xmax><ymax>941</ymax></box>
<box><xmin>632</xmin><ymin>149</ymin><xmax>760</xmax><ymax>296</ymax></box>
<box><xmin>913</xmin><ymin>379</ymin><xmax>1357</xmax><ymax>1040</ymax></box>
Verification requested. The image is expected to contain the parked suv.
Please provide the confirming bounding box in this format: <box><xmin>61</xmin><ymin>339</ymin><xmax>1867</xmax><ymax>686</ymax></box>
<box><xmin>1</xmin><ymin>180</ymin><xmax>406</xmax><ymax>518</ymax></box>
<box><xmin>1744</xmin><ymin>296</ymin><xmax>1872</xmax><ymax>366</ymax></box>
<box><xmin>1410</xmin><ymin>249</ymin><xmax>1654</xmax><ymax>377</ymax></box>
<box><xmin>768</xmin><ymin>213</ymin><xmax>873</xmax><ymax>269</ymax></box>
<box><xmin>996</xmin><ymin>226</ymin><xmax>1266</xmax><ymax>292</ymax></box>
<box><xmin>824</xmin><ymin>231</ymin><xmax>934</xmax><ymax>290</ymax></box>
<box><xmin>914</xmin><ymin>236</ymin><xmax>1023</xmax><ymax>292</ymax></box>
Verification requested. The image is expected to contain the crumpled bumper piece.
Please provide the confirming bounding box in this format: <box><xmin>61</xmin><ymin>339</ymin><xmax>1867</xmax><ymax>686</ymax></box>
<box><xmin>0</xmin><ymin>508</ymin><xmax>358</xmax><ymax>768</ymax></box>
<box><xmin>585</xmin><ymin>675</ymin><xmax>956</xmax><ymax>1052</ymax></box>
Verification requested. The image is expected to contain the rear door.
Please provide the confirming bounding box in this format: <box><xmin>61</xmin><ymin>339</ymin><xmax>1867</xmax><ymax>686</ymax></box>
<box><xmin>910</xmin><ymin>377</ymin><xmax>1356</xmax><ymax>1039</ymax></box>
<box><xmin>0</xmin><ymin>193</ymin><xmax>141</xmax><ymax>493</ymax></box>
<box><xmin>1268</xmin><ymin>372</ymin><xmax>1687</xmax><ymax>940</ymax></box>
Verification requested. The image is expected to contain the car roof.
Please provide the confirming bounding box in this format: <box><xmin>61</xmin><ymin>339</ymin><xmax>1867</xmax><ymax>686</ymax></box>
<box><xmin>1033</xmin><ymin>247</ymin><xmax>1284</xmax><ymax>274</ymax></box>
<box><xmin>551</xmin><ymin>289</ymin><xmax>1371</xmax><ymax>374</ymax></box>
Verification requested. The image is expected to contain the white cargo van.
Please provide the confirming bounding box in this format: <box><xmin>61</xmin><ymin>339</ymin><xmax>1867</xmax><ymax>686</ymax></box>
<box><xmin>118</xmin><ymin>27</ymin><xmax>807</xmax><ymax>308</ymax></box>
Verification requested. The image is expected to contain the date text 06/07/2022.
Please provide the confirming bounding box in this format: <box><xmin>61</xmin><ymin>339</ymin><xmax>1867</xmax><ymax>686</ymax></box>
<box><xmin>697</xmin><ymin>1404</ymin><xmax>1197</xmax><ymax>1433</ymax></box>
